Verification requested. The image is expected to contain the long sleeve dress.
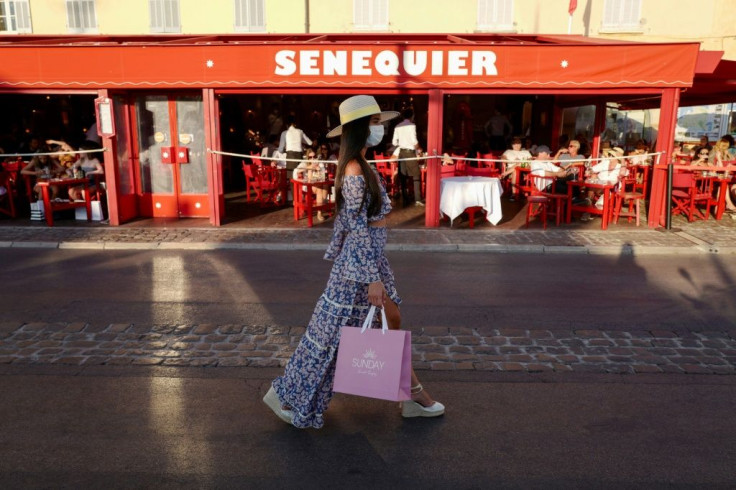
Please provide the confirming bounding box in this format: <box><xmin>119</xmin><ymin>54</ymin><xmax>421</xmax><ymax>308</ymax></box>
<box><xmin>272</xmin><ymin>171</ymin><xmax>399</xmax><ymax>429</ymax></box>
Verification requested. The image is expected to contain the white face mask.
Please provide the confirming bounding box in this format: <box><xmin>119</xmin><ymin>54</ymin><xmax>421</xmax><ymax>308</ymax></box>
<box><xmin>366</xmin><ymin>124</ymin><xmax>384</xmax><ymax>147</ymax></box>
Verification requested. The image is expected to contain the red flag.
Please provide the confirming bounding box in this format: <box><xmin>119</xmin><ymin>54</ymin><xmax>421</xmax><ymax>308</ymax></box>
<box><xmin>568</xmin><ymin>0</ymin><xmax>577</xmax><ymax>15</ymax></box>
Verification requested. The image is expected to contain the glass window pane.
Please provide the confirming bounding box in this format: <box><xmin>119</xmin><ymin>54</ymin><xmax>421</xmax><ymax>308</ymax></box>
<box><xmin>113</xmin><ymin>96</ymin><xmax>134</xmax><ymax>195</ymax></box>
<box><xmin>176</xmin><ymin>96</ymin><xmax>207</xmax><ymax>195</ymax></box>
<box><xmin>136</xmin><ymin>96</ymin><xmax>173</xmax><ymax>194</ymax></box>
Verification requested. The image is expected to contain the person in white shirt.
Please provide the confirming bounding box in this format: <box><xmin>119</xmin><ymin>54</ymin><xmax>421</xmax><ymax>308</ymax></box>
<box><xmin>484</xmin><ymin>109</ymin><xmax>512</xmax><ymax>151</ymax></box>
<box><xmin>588</xmin><ymin>147</ymin><xmax>623</xmax><ymax>185</ymax></box>
<box><xmin>278</xmin><ymin>115</ymin><xmax>312</xmax><ymax>179</ymax></box>
<box><xmin>501</xmin><ymin>137</ymin><xmax>533</xmax><ymax>201</ymax></box>
<box><xmin>391</xmin><ymin>109</ymin><xmax>423</xmax><ymax>206</ymax></box>
<box><xmin>529</xmin><ymin>145</ymin><xmax>577</xmax><ymax>194</ymax></box>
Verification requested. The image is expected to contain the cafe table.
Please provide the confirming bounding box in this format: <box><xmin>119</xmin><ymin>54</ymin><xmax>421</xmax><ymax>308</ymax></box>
<box><xmin>291</xmin><ymin>177</ymin><xmax>335</xmax><ymax>227</ymax></box>
<box><xmin>710</xmin><ymin>171</ymin><xmax>734</xmax><ymax>220</ymax></box>
<box><xmin>566</xmin><ymin>180</ymin><xmax>615</xmax><ymax>230</ymax></box>
<box><xmin>36</xmin><ymin>177</ymin><xmax>92</xmax><ymax>227</ymax></box>
<box><xmin>440</xmin><ymin>176</ymin><xmax>504</xmax><ymax>226</ymax></box>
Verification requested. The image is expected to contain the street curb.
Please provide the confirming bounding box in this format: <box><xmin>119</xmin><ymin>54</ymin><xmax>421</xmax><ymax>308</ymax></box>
<box><xmin>0</xmin><ymin>238</ymin><xmax>732</xmax><ymax>254</ymax></box>
<box><xmin>59</xmin><ymin>242</ymin><xmax>105</xmax><ymax>250</ymax></box>
<box><xmin>10</xmin><ymin>241</ymin><xmax>58</xmax><ymax>248</ymax></box>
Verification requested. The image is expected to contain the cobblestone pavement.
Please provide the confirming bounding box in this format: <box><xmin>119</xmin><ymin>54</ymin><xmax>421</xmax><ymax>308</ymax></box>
<box><xmin>2</xmin><ymin>217</ymin><xmax>735</xmax><ymax>374</ymax></box>
<box><xmin>1</xmin><ymin>218</ymin><xmax>736</xmax><ymax>253</ymax></box>
<box><xmin>2</xmin><ymin>322</ymin><xmax>734</xmax><ymax>375</ymax></box>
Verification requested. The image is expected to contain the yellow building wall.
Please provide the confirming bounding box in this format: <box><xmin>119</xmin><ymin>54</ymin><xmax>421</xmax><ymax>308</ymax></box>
<box><xmin>22</xmin><ymin>0</ymin><xmax>736</xmax><ymax>60</ymax></box>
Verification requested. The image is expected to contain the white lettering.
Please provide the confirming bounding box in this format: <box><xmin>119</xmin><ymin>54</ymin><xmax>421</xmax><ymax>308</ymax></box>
<box><xmin>352</xmin><ymin>358</ymin><xmax>386</xmax><ymax>370</ymax></box>
<box><xmin>472</xmin><ymin>50</ymin><xmax>498</xmax><ymax>76</ymax></box>
<box><xmin>274</xmin><ymin>50</ymin><xmax>296</xmax><ymax>76</ymax></box>
<box><xmin>299</xmin><ymin>50</ymin><xmax>320</xmax><ymax>75</ymax></box>
<box><xmin>431</xmin><ymin>51</ymin><xmax>444</xmax><ymax>76</ymax></box>
<box><xmin>403</xmin><ymin>51</ymin><xmax>427</xmax><ymax>76</ymax></box>
<box><xmin>273</xmin><ymin>49</ymin><xmax>499</xmax><ymax>78</ymax></box>
<box><xmin>375</xmin><ymin>50</ymin><xmax>400</xmax><ymax>76</ymax></box>
<box><xmin>352</xmin><ymin>50</ymin><xmax>372</xmax><ymax>76</ymax></box>
<box><xmin>448</xmin><ymin>51</ymin><xmax>468</xmax><ymax>76</ymax></box>
<box><xmin>323</xmin><ymin>50</ymin><xmax>347</xmax><ymax>76</ymax></box>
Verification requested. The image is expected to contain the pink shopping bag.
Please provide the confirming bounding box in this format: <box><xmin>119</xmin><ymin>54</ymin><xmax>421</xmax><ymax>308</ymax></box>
<box><xmin>333</xmin><ymin>305</ymin><xmax>412</xmax><ymax>402</ymax></box>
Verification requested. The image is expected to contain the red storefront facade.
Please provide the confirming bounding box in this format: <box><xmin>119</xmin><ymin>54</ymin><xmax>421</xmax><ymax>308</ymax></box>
<box><xmin>0</xmin><ymin>33</ymin><xmax>721</xmax><ymax>228</ymax></box>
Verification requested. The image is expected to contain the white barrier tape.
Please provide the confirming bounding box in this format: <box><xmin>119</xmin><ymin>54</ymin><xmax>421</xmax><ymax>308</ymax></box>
<box><xmin>207</xmin><ymin>148</ymin><xmax>435</xmax><ymax>164</ymax></box>
<box><xmin>0</xmin><ymin>148</ymin><xmax>107</xmax><ymax>158</ymax></box>
<box><xmin>442</xmin><ymin>151</ymin><xmax>663</xmax><ymax>165</ymax></box>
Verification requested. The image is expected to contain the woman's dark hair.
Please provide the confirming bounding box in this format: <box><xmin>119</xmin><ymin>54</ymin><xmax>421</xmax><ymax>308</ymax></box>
<box><xmin>335</xmin><ymin>115</ymin><xmax>381</xmax><ymax>218</ymax></box>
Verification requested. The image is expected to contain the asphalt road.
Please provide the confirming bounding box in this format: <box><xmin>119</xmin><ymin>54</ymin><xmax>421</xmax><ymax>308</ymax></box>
<box><xmin>0</xmin><ymin>366</ymin><xmax>734</xmax><ymax>488</ymax></box>
<box><xmin>1</xmin><ymin>248</ymin><xmax>735</xmax><ymax>330</ymax></box>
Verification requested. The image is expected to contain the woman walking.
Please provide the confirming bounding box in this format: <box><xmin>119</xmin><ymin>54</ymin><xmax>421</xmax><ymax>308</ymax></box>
<box><xmin>263</xmin><ymin>95</ymin><xmax>444</xmax><ymax>428</ymax></box>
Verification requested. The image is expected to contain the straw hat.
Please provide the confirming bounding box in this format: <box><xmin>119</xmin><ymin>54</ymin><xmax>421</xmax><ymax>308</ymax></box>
<box><xmin>604</xmin><ymin>147</ymin><xmax>625</xmax><ymax>157</ymax></box>
<box><xmin>325</xmin><ymin>95</ymin><xmax>399</xmax><ymax>138</ymax></box>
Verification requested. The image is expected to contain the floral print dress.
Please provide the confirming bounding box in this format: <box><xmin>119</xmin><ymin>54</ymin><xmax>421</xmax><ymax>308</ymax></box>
<box><xmin>271</xmin><ymin>171</ymin><xmax>398</xmax><ymax>429</ymax></box>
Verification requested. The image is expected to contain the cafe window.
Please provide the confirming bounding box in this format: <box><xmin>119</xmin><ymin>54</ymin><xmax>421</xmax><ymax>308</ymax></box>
<box><xmin>560</xmin><ymin>105</ymin><xmax>596</xmax><ymax>144</ymax></box>
<box><xmin>477</xmin><ymin>0</ymin><xmax>514</xmax><ymax>32</ymax></box>
<box><xmin>234</xmin><ymin>0</ymin><xmax>265</xmax><ymax>32</ymax></box>
<box><xmin>0</xmin><ymin>0</ymin><xmax>31</xmax><ymax>33</ymax></box>
<box><xmin>601</xmin><ymin>0</ymin><xmax>642</xmax><ymax>32</ymax></box>
<box><xmin>353</xmin><ymin>0</ymin><xmax>388</xmax><ymax>31</ymax></box>
<box><xmin>149</xmin><ymin>0</ymin><xmax>180</xmax><ymax>33</ymax></box>
<box><xmin>66</xmin><ymin>0</ymin><xmax>97</xmax><ymax>34</ymax></box>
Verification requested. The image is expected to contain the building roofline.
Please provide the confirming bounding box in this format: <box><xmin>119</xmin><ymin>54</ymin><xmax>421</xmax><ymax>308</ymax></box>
<box><xmin>0</xmin><ymin>33</ymin><xmax>702</xmax><ymax>49</ymax></box>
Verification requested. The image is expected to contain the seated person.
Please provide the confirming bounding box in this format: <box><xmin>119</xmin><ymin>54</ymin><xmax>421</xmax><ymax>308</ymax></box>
<box><xmin>500</xmin><ymin>137</ymin><xmax>533</xmax><ymax>200</ymax></box>
<box><xmin>554</xmin><ymin>139</ymin><xmax>585</xmax><ymax>168</ymax></box>
<box><xmin>294</xmin><ymin>150</ymin><xmax>329</xmax><ymax>222</ymax></box>
<box><xmin>709</xmin><ymin>137</ymin><xmax>736</xmax><ymax>215</ymax></box>
<box><xmin>709</xmin><ymin>137</ymin><xmax>736</xmax><ymax>166</ymax></box>
<box><xmin>317</xmin><ymin>143</ymin><xmax>338</xmax><ymax>162</ymax></box>
<box><xmin>587</xmin><ymin>147</ymin><xmax>623</xmax><ymax>186</ymax></box>
<box><xmin>628</xmin><ymin>139</ymin><xmax>651</xmax><ymax>165</ymax></box>
<box><xmin>529</xmin><ymin>145</ymin><xmax>578</xmax><ymax>195</ymax></box>
<box><xmin>690</xmin><ymin>146</ymin><xmax>711</xmax><ymax>170</ymax></box>
<box><xmin>21</xmin><ymin>147</ymin><xmax>70</xmax><ymax>201</ymax></box>
<box><xmin>66</xmin><ymin>141</ymin><xmax>104</xmax><ymax>201</ymax></box>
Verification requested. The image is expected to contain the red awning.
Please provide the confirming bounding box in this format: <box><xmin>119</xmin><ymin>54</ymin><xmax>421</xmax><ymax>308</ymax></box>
<box><xmin>680</xmin><ymin>51</ymin><xmax>736</xmax><ymax>106</ymax></box>
<box><xmin>0</xmin><ymin>33</ymin><xmax>701</xmax><ymax>91</ymax></box>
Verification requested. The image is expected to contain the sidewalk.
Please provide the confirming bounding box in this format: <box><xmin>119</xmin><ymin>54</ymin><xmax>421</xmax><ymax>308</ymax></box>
<box><xmin>1</xmin><ymin>218</ymin><xmax>735</xmax><ymax>375</ymax></box>
<box><xmin>1</xmin><ymin>214</ymin><xmax>736</xmax><ymax>254</ymax></box>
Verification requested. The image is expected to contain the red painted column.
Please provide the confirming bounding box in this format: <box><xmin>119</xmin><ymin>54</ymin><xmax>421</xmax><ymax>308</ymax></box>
<box><xmin>425</xmin><ymin>89</ymin><xmax>444</xmax><ymax>228</ymax></box>
<box><xmin>97</xmin><ymin>88</ymin><xmax>120</xmax><ymax>226</ymax></box>
<box><xmin>648</xmin><ymin>88</ymin><xmax>680</xmax><ymax>228</ymax></box>
<box><xmin>591</xmin><ymin>98</ymin><xmax>606</xmax><ymax>159</ymax></box>
<box><xmin>203</xmin><ymin>88</ymin><xmax>223</xmax><ymax>226</ymax></box>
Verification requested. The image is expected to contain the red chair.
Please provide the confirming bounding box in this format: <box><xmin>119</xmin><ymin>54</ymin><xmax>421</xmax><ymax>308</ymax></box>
<box><xmin>0</xmin><ymin>170</ymin><xmax>17</xmax><ymax>218</ymax></box>
<box><xmin>478</xmin><ymin>153</ymin><xmax>503</xmax><ymax>174</ymax></box>
<box><xmin>440</xmin><ymin>164</ymin><xmax>457</xmax><ymax>179</ymax></box>
<box><xmin>375</xmin><ymin>160</ymin><xmax>398</xmax><ymax>197</ymax></box>
<box><xmin>450</xmin><ymin>154</ymin><xmax>467</xmax><ymax>176</ymax></box>
<box><xmin>670</xmin><ymin>171</ymin><xmax>714</xmax><ymax>222</ymax></box>
<box><xmin>243</xmin><ymin>161</ymin><xmax>279</xmax><ymax>203</ymax></box>
<box><xmin>612</xmin><ymin>166</ymin><xmax>644</xmax><ymax>226</ymax></box>
<box><xmin>243</xmin><ymin>161</ymin><xmax>259</xmax><ymax>201</ymax></box>
<box><xmin>465</xmin><ymin>167</ymin><xmax>496</xmax><ymax>178</ymax></box>
<box><xmin>525</xmin><ymin>173</ymin><xmax>550</xmax><ymax>229</ymax></box>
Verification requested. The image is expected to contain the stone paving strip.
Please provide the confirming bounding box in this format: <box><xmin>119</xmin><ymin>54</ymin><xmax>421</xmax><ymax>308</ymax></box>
<box><xmin>1</xmin><ymin>322</ymin><xmax>734</xmax><ymax>374</ymax></box>
<box><xmin>1</xmin><ymin>224</ymin><xmax>736</xmax><ymax>254</ymax></box>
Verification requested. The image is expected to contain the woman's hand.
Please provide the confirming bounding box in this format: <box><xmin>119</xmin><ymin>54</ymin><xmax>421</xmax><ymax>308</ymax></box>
<box><xmin>368</xmin><ymin>281</ymin><xmax>385</xmax><ymax>307</ymax></box>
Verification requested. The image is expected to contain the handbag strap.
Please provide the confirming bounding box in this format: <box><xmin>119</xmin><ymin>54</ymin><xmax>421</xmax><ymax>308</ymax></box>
<box><xmin>360</xmin><ymin>305</ymin><xmax>389</xmax><ymax>334</ymax></box>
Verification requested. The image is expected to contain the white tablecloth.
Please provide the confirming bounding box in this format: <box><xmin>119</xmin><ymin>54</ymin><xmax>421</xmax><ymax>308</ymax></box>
<box><xmin>440</xmin><ymin>176</ymin><xmax>504</xmax><ymax>225</ymax></box>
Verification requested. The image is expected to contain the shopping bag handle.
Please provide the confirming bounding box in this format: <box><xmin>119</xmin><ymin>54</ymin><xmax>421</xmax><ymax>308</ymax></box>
<box><xmin>361</xmin><ymin>305</ymin><xmax>389</xmax><ymax>334</ymax></box>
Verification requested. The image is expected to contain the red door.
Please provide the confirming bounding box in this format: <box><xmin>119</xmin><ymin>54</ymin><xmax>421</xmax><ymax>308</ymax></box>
<box><xmin>132</xmin><ymin>94</ymin><xmax>209</xmax><ymax>218</ymax></box>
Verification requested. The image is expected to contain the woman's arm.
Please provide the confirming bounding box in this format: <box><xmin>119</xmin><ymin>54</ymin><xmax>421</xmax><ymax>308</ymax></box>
<box><xmin>46</xmin><ymin>140</ymin><xmax>74</xmax><ymax>153</ymax></box>
<box><xmin>341</xmin><ymin>162</ymin><xmax>381</xmax><ymax>288</ymax></box>
<box><xmin>21</xmin><ymin>160</ymin><xmax>39</xmax><ymax>175</ymax></box>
